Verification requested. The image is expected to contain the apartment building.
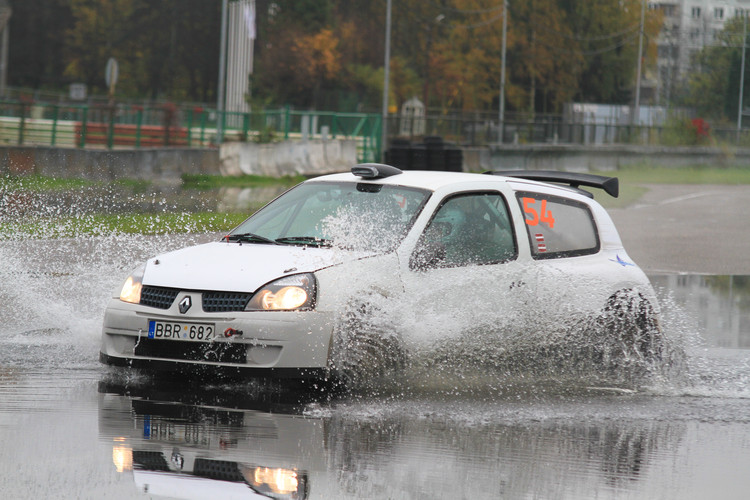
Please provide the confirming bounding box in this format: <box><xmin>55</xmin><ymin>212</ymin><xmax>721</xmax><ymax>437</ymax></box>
<box><xmin>651</xmin><ymin>0</ymin><xmax>750</xmax><ymax>104</ymax></box>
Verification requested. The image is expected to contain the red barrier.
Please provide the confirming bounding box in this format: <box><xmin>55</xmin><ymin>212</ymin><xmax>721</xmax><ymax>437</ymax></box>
<box><xmin>74</xmin><ymin>123</ymin><xmax>189</xmax><ymax>147</ymax></box>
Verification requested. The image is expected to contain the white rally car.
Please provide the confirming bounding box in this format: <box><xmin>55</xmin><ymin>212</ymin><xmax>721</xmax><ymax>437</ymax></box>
<box><xmin>100</xmin><ymin>165</ymin><xmax>662</xmax><ymax>384</ymax></box>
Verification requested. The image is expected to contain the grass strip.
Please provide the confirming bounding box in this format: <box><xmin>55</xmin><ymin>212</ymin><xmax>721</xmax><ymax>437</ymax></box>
<box><xmin>595</xmin><ymin>164</ymin><xmax>750</xmax><ymax>185</ymax></box>
<box><xmin>591</xmin><ymin>165</ymin><xmax>750</xmax><ymax>208</ymax></box>
<box><xmin>0</xmin><ymin>212</ymin><xmax>250</xmax><ymax>239</ymax></box>
<box><xmin>0</xmin><ymin>175</ymin><xmax>97</xmax><ymax>191</ymax></box>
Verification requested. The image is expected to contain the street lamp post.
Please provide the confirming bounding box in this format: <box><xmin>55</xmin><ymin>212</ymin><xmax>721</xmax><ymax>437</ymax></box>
<box><xmin>381</xmin><ymin>0</ymin><xmax>392</xmax><ymax>162</ymax></box>
<box><xmin>633</xmin><ymin>0</ymin><xmax>645</xmax><ymax>128</ymax></box>
<box><xmin>738</xmin><ymin>13</ymin><xmax>747</xmax><ymax>142</ymax></box>
<box><xmin>498</xmin><ymin>0</ymin><xmax>508</xmax><ymax>144</ymax></box>
<box><xmin>217</xmin><ymin>0</ymin><xmax>228</xmax><ymax>144</ymax></box>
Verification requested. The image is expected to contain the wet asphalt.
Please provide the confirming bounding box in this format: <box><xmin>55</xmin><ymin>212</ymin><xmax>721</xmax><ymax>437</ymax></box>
<box><xmin>608</xmin><ymin>184</ymin><xmax>750</xmax><ymax>275</ymax></box>
<box><xmin>1</xmin><ymin>181</ymin><xmax>750</xmax><ymax>499</ymax></box>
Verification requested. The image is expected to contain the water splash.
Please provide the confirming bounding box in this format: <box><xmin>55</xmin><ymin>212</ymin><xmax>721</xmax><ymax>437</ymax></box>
<box><xmin>0</xmin><ymin>180</ymin><xmax>221</xmax><ymax>371</ymax></box>
<box><xmin>649</xmin><ymin>282</ymin><xmax>750</xmax><ymax>399</ymax></box>
<box><xmin>328</xmin><ymin>269</ymin><xmax>721</xmax><ymax>398</ymax></box>
<box><xmin>3</xmin><ymin>179</ymin><xmax>750</xmax><ymax>400</ymax></box>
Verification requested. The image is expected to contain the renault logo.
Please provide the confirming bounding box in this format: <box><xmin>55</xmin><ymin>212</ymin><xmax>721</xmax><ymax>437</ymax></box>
<box><xmin>178</xmin><ymin>296</ymin><xmax>192</xmax><ymax>314</ymax></box>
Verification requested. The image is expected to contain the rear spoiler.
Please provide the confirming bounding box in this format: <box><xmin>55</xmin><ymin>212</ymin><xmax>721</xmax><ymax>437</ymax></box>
<box><xmin>483</xmin><ymin>170</ymin><xmax>619</xmax><ymax>198</ymax></box>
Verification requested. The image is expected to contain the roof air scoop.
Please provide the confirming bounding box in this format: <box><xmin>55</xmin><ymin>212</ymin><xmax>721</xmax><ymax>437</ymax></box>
<box><xmin>352</xmin><ymin>163</ymin><xmax>403</xmax><ymax>179</ymax></box>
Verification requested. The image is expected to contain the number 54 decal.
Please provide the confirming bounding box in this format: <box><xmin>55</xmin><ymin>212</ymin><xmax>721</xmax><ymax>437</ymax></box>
<box><xmin>522</xmin><ymin>197</ymin><xmax>555</xmax><ymax>228</ymax></box>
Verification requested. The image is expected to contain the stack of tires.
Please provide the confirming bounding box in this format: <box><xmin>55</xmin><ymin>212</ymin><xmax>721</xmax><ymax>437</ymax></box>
<box><xmin>385</xmin><ymin>139</ymin><xmax>411</xmax><ymax>169</ymax></box>
<box><xmin>385</xmin><ymin>136</ymin><xmax>463</xmax><ymax>172</ymax></box>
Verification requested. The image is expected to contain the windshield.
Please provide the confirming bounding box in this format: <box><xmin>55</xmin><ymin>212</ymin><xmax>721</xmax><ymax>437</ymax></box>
<box><xmin>229</xmin><ymin>181</ymin><xmax>431</xmax><ymax>252</ymax></box>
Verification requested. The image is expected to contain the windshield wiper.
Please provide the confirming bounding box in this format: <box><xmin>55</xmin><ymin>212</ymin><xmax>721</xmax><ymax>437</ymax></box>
<box><xmin>224</xmin><ymin>232</ymin><xmax>280</xmax><ymax>245</ymax></box>
<box><xmin>274</xmin><ymin>236</ymin><xmax>332</xmax><ymax>247</ymax></box>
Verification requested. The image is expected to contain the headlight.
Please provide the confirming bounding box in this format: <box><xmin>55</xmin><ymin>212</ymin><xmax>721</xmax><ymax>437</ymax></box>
<box><xmin>244</xmin><ymin>467</ymin><xmax>305</xmax><ymax>498</ymax></box>
<box><xmin>246</xmin><ymin>273</ymin><xmax>316</xmax><ymax>311</ymax></box>
<box><xmin>119</xmin><ymin>264</ymin><xmax>145</xmax><ymax>304</ymax></box>
<box><xmin>112</xmin><ymin>438</ymin><xmax>133</xmax><ymax>473</ymax></box>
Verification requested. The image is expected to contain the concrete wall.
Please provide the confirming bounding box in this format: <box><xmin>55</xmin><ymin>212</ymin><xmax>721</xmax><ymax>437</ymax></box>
<box><xmin>0</xmin><ymin>139</ymin><xmax>358</xmax><ymax>182</ymax></box>
<box><xmin>0</xmin><ymin>146</ymin><xmax>219</xmax><ymax>182</ymax></box>
<box><xmin>219</xmin><ymin>139</ymin><xmax>358</xmax><ymax>177</ymax></box>
<box><xmin>485</xmin><ymin>144</ymin><xmax>750</xmax><ymax>172</ymax></box>
<box><xmin>2</xmin><ymin>143</ymin><xmax>749</xmax><ymax>182</ymax></box>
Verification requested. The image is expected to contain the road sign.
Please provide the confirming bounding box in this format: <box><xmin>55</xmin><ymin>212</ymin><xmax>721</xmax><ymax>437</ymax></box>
<box><xmin>69</xmin><ymin>83</ymin><xmax>87</xmax><ymax>100</ymax></box>
<box><xmin>105</xmin><ymin>58</ymin><xmax>119</xmax><ymax>89</ymax></box>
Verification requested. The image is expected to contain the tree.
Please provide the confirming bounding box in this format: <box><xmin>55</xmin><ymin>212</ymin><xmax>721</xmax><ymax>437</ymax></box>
<box><xmin>506</xmin><ymin>0</ymin><xmax>582</xmax><ymax>114</ymax></box>
<box><xmin>561</xmin><ymin>0</ymin><xmax>662</xmax><ymax>104</ymax></box>
<box><xmin>8</xmin><ymin>0</ymin><xmax>73</xmax><ymax>90</ymax></box>
<box><xmin>27</xmin><ymin>0</ymin><xmax>220</xmax><ymax>101</ymax></box>
<box><xmin>292</xmin><ymin>29</ymin><xmax>342</xmax><ymax>108</ymax></box>
<box><xmin>64</xmin><ymin>0</ymin><xmax>137</xmax><ymax>95</ymax></box>
<box><xmin>252</xmin><ymin>0</ymin><xmax>338</xmax><ymax>107</ymax></box>
<box><xmin>7</xmin><ymin>0</ymin><xmax>666</xmax><ymax>116</ymax></box>
<box><xmin>684</xmin><ymin>16</ymin><xmax>747</xmax><ymax>121</ymax></box>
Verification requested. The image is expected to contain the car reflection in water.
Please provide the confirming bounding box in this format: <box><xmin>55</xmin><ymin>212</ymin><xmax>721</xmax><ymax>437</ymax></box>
<box><xmin>99</xmin><ymin>379</ymin><xmax>315</xmax><ymax>499</ymax></box>
<box><xmin>98</xmin><ymin>375</ymin><xmax>689</xmax><ymax>499</ymax></box>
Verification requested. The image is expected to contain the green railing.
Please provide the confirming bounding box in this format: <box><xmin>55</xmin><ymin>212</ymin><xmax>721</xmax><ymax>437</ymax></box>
<box><xmin>0</xmin><ymin>100</ymin><xmax>382</xmax><ymax>163</ymax></box>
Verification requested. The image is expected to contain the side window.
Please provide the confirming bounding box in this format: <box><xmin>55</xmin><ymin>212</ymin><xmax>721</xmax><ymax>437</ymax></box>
<box><xmin>411</xmin><ymin>192</ymin><xmax>517</xmax><ymax>270</ymax></box>
<box><xmin>515</xmin><ymin>192</ymin><xmax>599</xmax><ymax>259</ymax></box>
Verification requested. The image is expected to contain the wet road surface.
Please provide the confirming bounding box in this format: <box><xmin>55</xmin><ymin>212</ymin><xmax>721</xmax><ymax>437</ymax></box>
<box><xmin>608</xmin><ymin>184</ymin><xmax>750</xmax><ymax>275</ymax></box>
<box><xmin>2</xmin><ymin>183</ymin><xmax>750</xmax><ymax>499</ymax></box>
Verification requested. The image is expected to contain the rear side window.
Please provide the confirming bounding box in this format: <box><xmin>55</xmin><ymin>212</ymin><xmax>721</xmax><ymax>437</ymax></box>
<box><xmin>515</xmin><ymin>192</ymin><xmax>599</xmax><ymax>259</ymax></box>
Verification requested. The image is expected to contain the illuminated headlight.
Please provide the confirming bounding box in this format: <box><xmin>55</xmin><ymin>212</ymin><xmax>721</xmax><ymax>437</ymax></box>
<box><xmin>246</xmin><ymin>273</ymin><xmax>316</xmax><ymax>311</ymax></box>
<box><xmin>112</xmin><ymin>438</ymin><xmax>133</xmax><ymax>472</ymax></box>
<box><xmin>243</xmin><ymin>466</ymin><xmax>306</xmax><ymax>498</ymax></box>
<box><xmin>119</xmin><ymin>264</ymin><xmax>145</xmax><ymax>304</ymax></box>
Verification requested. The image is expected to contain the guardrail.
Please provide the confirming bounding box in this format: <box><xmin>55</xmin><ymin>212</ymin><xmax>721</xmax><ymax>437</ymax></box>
<box><xmin>387</xmin><ymin>112</ymin><xmax>750</xmax><ymax>148</ymax></box>
<box><xmin>0</xmin><ymin>101</ymin><xmax>382</xmax><ymax>163</ymax></box>
<box><xmin>4</xmin><ymin>99</ymin><xmax>750</xmax><ymax>157</ymax></box>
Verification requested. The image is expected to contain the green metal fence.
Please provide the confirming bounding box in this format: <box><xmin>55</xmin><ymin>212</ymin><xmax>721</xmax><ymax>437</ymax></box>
<box><xmin>0</xmin><ymin>100</ymin><xmax>382</xmax><ymax>163</ymax></box>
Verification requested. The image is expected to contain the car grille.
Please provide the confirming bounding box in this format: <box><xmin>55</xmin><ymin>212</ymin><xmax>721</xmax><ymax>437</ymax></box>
<box><xmin>202</xmin><ymin>292</ymin><xmax>252</xmax><ymax>312</ymax></box>
<box><xmin>139</xmin><ymin>287</ymin><xmax>252</xmax><ymax>312</ymax></box>
<box><xmin>134</xmin><ymin>338</ymin><xmax>247</xmax><ymax>364</ymax></box>
<box><xmin>132</xmin><ymin>451</ymin><xmax>170</xmax><ymax>471</ymax></box>
<box><xmin>194</xmin><ymin>459</ymin><xmax>246</xmax><ymax>482</ymax></box>
<box><xmin>140</xmin><ymin>286</ymin><xmax>180</xmax><ymax>309</ymax></box>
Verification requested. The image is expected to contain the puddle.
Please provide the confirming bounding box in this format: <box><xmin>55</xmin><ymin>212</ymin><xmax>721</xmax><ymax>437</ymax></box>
<box><xmin>2</xmin><ymin>179</ymin><xmax>750</xmax><ymax>498</ymax></box>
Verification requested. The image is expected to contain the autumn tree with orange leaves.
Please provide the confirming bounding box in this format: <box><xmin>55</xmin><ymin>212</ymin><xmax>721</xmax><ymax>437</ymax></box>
<box><xmin>292</xmin><ymin>29</ymin><xmax>342</xmax><ymax>109</ymax></box>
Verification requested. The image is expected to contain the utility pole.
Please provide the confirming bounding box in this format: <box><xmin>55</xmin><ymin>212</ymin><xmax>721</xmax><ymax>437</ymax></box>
<box><xmin>381</xmin><ymin>0</ymin><xmax>392</xmax><ymax>161</ymax></box>
<box><xmin>738</xmin><ymin>13</ymin><xmax>747</xmax><ymax>142</ymax></box>
<box><xmin>633</xmin><ymin>0</ymin><xmax>645</xmax><ymax>127</ymax></box>
<box><xmin>498</xmin><ymin>0</ymin><xmax>508</xmax><ymax>144</ymax></box>
<box><xmin>217</xmin><ymin>0</ymin><xmax>228</xmax><ymax>144</ymax></box>
<box><xmin>0</xmin><ymin>2</ymin><xmax>10</xmax><ymax>97</ymax></box>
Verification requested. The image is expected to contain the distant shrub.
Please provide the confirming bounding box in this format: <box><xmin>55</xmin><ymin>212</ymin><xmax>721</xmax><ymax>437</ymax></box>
<box><xmin>660</xmin><ymin>115</ymin><xmax>712</xmax><ymax>146</ymax></box>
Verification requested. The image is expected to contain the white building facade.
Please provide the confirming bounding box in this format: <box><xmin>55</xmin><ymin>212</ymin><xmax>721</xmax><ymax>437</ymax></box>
<box><xmin>651</xmin><ymin>0</ymin><xmax>750</xmax><ymax>104</ymax></box>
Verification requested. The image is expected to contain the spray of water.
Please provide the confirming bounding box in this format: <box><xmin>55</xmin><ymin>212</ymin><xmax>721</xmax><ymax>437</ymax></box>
<box><xmin>0</xmin><ymin>179</ymin><xmax>220</xmax><ymax>371</ymax></box>
<box><xmin>332</xmin><ymin>277</ymin><xmax>672</xmax><ymax>396</ymax></box>
<box><xmin>322</xmin><ymin>256</ymin><xmax>719</xmax><ymax>399</ymax></box>
<box><xmin>648</xmin><ymin>282</ymin><xmax>750</xmax><ymax>399</ymax></box>
<box><xmin>2</xmin><ymin>178</ymin><xmax>748</xmax><ymax>400</ymax></box>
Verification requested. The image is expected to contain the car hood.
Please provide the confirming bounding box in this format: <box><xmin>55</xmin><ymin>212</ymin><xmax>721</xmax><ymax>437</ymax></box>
<box><xmin>142</xmin><ymin>241</ymin><xmax>368</xmax><ymax>292</ymax></box>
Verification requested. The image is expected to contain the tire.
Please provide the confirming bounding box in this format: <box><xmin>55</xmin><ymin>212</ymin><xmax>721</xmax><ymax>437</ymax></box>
<box><xmin>600</xmin><ymin>289</ymin><xmax>663</xmax><ymax>363</ymax></box>
<box><xmin>328</xmin><ymin>300</ymin><xmax>406</xmax><ymax>389</ymax></box>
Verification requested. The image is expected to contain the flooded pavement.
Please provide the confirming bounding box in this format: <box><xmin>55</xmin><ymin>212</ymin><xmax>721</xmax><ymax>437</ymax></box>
<box><xmin>2</xmin><ymin>183</ymin><xmax>750</xmax><ymax>499</ymax></box>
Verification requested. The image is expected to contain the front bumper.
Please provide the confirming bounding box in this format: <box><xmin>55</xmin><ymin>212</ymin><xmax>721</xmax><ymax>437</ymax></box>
<box><xmin>100</xmin><ymin>296</ymin><xmax>336</xmax><ymax>379</ymax></box>
<box><xmin>99</xmin><ymin>352</ymin><xmax>330</xmax><ymax>380</ymax></box>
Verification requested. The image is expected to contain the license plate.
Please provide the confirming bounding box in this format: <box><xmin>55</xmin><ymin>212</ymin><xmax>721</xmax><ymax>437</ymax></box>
<box><xmin>148</xmin><ymin>320</ymin><xmax>215</xmax><ymax>341</ymax></box>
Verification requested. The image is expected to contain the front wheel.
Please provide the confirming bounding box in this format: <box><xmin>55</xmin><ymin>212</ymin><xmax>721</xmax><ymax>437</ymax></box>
<box><xmin>328</xmin><ymin>301</ymin><xmax>406</xmax><ymax>389</ymax></box>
